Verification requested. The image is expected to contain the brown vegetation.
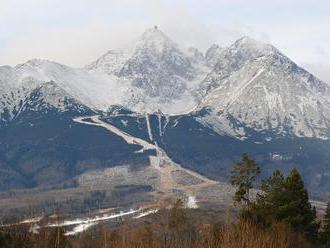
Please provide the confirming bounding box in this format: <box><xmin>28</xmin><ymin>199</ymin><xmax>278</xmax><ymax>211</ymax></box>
<box><xmin>0</xmin><ymin>200</ymin><xmax>312</xmax><ymax>248</ymax></box>
<box><xmin>1</xmin><ymin>155</ymin><xmax>327</xmax><ymax>247</ymax></box>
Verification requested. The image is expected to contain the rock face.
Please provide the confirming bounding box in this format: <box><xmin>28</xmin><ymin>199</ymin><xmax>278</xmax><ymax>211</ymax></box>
<box><xmin>198</xmin><ymin>37</ymin><xmax>330</xmax><ymax>139</ymax></box>
<box><xmin>205</xmin><ymin>44</ymin><xmax>223</xmax><ymax>68</ymax></box>
<box><xmin>119</xmin><ymin>27</ymin><xmax>195</xmax><ymax>97</ymax></box>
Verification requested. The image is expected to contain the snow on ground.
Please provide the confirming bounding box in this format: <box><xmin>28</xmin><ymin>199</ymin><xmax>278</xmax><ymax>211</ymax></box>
<box><xmin>186</xmin><ymin>196</ymin><xmax>198</xmax><ymax>209</ymax></box>
<box><xmin>65</xmin><ymin>223</ymin><xmax>97</xmax><ymax>236</ymax></box>
<box><xmin>47</xmin><ymin>208</ymin><xmax>160</xmax><ymax>236</ymax></box>
<box><xmin>19</xmin><ymin>216</ymin><xmax>43</xmax><ymax>224</ymax></box>
<box><xmin>29</xmin><ymin>224</ymin><xmax>40</xmax><ymax>234</ymax></box>
<box><xmin>133</xmin><ymin>209</ymin><xmax>159</xmax><ymax>219</ymax></box>
<box><xmin>145</xmin><ymin>113</ymin><xmax>153</xmax><ymax>141</ymax></box>
<box><xmin>48</xmin><ymin>209</ymin><xmax>139</xmax><ymax>228</ymax></box>
<box><xmin>73</xmin><ymin>116</ymin><xmax>155</xmax><ymax>151</ymax></box>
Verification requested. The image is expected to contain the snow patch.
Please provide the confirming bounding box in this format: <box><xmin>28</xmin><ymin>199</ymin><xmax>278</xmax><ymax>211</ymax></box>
<box><xmin>186</xmin><ymin>196</ymin><xmax>198</xmax><ymax>209</ymax></box>
<box><xmin>133</xmin><ymin>209</ymin><xmax>159</xmax><ymax>219</ymax></box>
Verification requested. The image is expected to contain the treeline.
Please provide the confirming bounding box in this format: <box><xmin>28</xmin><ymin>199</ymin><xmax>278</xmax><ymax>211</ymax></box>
<box><xmin>1</xmin><ymin>154</ymin><xmax>330</xmax><ymax>247</ymax></box>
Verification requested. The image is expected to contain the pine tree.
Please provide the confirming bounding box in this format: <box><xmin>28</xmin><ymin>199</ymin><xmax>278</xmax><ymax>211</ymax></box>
<box><xmin>277</xmin><ymin>168</ymin><xmax>319</xmax><ymax>240</ymax></box>
<box><xmin>250</xmin><ymin>168</ymin><xmax>319</xmax><ymax>242</ymax></box>
<box><xmin>230</xmin><ymin>153</ymin><xmax>260</xmax><ymax>207</ymax></box>
<box><xmin>251</xmin><ymin>170</ymin><xmax>286</xmax><ymax>226</ymax></box>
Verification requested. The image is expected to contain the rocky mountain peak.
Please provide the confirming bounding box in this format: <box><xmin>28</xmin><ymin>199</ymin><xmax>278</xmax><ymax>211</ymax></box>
<box><xmin>118</xmin><ymin>27</ymin><xmax>197</xmax><ymax>100</ymax></box>
<box><xmin>136</xmin><ymin>26</ymin><xmax>176</xmax><ymax>55</ymax></box>
<box><xmin>227</xmin><ymin>36</ymin><xmax>275</xmax><ymax>63</ymax></box>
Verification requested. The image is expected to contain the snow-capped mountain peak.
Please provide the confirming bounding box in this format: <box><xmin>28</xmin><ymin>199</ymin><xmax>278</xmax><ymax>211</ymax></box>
<box><xmin>1</xmin><ymin>31</ymin><xmax>330</xmax><ymax>139</ymax></box>
<box><xmin>232</xmin><ymin>36</ymin><xmax>275</xmax><ymax>54</ymax></box>
<box><xmin>227</xmin><ymin>36</ymin><xmax>276</xmax><ymax>64</ymax></box>
<box><xmin>198</xmin><ymin>37</ymin><xmax>330</xmax><ymax>140</ymax></box>
<box><xmin>199</xmin><ymin>37</ymin><xmax>278</xmax><ymax>96</ymax></box>
<box><xmin>117</xmin><ymin>27</ymin><xmax>203</xmax><ymax>110</ymax></box>
<box><xmin>136</xmin><ymin>26</ymin><xmax>175</xmax><ymax>54</ymax></box>
<box><xmin>84</xmin><ymin>27</ymin><xmax>212</xmax><ymax>114</ymax></box>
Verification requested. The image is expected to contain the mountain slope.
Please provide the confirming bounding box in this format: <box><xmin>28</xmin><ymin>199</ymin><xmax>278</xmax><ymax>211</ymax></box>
<box><xmin>0</xmin><ymin>59</ymin><xmax>135</xmax><ymax>118</ymax></box>
<box><xmin>0</xmin><ymin>81</ymin><xmax>94</xmax><ymax>123</ymax></box>
<box><xmin>197</xmin><ymin>37</ymin><xmax>330</xmax><ymax>139</ymax></box>
<box><xmin>100</xmin><ymin>109</ymin><xmax>330</xmax><ymax>200</ymax></box>
<box><xmin>205</xmin><ymin>44</ymin><xmax>223</xmax><ymax>68</ymax></box>
<box><xmin>86</xmin><ymin>49</ymin><xmax>130</xmax><ymax>75</ymax></box>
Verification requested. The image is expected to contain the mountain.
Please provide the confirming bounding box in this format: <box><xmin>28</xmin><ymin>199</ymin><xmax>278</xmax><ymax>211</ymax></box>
<box><xmin>2</xmin><ymin>30</ymin><xmax>329</xmax><ymax>136</ymax></box>
<box><xmin>118</xmin><ymin>27</ymin><xmax>196</xmax><ymax>91</ymax></box>
<box><xmin>86</xmin><ymin>27</ymin><xmax>210</xmax><ymax>114</ymax></box>
<box><xmin>197</xmin><ymin>37</ymin><xmax>330</xmax><ymax>139</ymax></box>
<box><xmin>0</xmin><ymin>27</ymin><xmax>330</xmax><ymax>213</ymax></box>
<box><xmin>0</xmin><ymin>81</ymin><xmax>152</xmax><ymax>191</ymax></box>
<box><xmin>0</xmin><ymin>61</ymin><xmax>150</xmax><ymax>192</ymax></box>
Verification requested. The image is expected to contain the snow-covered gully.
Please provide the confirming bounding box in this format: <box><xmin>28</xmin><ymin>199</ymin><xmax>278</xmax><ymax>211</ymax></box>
<box><xmin>73</xmin><ymin>115</ymin><xmax>155</xmax><ymax>151</ymax></box>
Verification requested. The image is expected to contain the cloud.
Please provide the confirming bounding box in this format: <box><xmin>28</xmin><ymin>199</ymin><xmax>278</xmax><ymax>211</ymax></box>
<box><xmin>0</xmin><ymin>21</ymin><xmax>144</xmax><ymax>67</ymax></box>
<box><xmin>0</xmin><ymin>0</ymin><xmax>242</xmax><ymax>67</ymax></box>
<box><xmin>0</xmin><ymin>0</ymin><xmax>330</xmax><ymax>83</ymax></box>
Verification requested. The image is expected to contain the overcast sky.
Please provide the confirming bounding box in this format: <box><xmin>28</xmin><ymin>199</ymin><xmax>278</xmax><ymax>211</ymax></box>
<box><xmin>1</xmin><ymin>0</ymin><xmax>330</xmax><ymax>82</ymax></box>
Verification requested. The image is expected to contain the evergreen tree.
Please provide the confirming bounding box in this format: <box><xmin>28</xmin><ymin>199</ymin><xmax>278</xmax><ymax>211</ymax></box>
<box><xmin>230</xmin><ymin>153</ymin><xmax>260</xmax><ymax>207</ymax></box>
<box><xmin>251</xmin><ymin>170</ymin><xmax>286</xmax><ymax>226</ymax></box>
<box><xmin>252</xmin><ymin>168</ymin><xmax>319</xmax><ymax>241</ymax></box>
<box><xmin>281</xmin><ymin>168</ymin><xmax>319</xmax><ymax>240</ymax></box>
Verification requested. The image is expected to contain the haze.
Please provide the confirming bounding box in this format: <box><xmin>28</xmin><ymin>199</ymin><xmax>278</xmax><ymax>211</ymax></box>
<box><xmin>1</xmin><ymin>0</ymin><xmax>329</xmax><ymax>82</ymax></box>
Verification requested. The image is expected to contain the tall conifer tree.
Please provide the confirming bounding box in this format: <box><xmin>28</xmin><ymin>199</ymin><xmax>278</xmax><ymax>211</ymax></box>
<box><xmin>230</xmin><ymin>153</ymin><xmax>260</xmax><ymax>207</ymax></box>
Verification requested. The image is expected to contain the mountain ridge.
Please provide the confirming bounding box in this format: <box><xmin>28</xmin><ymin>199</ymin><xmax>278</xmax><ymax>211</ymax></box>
<box><xmin>1</xmin><ymin>27</ymin><xmax>329</xmax><ymax>140</ymax></box>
